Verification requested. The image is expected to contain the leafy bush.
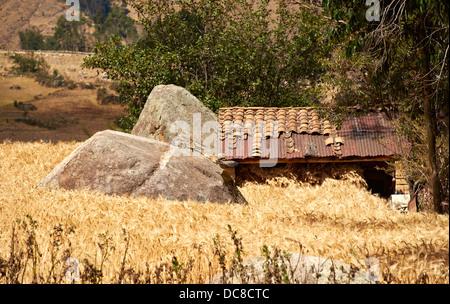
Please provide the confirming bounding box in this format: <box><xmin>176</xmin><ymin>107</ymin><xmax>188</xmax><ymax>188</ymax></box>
<box><xmin>19</xmin><ymin>29</ymin><xmax>46</xmax><ymax>50</ymax></box>
<box><xmin>94</xmin><ymin>6</ymin><xmax>138</xmax><ymax>44</ymax></box>
<box><xmin>83</xmin><ymin>0</ymin><xmax>329</xmax><ymax>132</ymax></box>
<box><xmin>79</xmin><ymin>0</ymin><xmax>112</xmax><ymax>21</ymax></box>
<box><xmin>9</xmin><ymin>53</ymin><xmax>47</xmax><ymax>74</ymax></box>
<box><xmin>51</xmin><ymin>15</ymin><xmax>93</xmax><ymax>52</ymax></box>
<box><xmin>10</xmin><ymin>53</ymin><xmax>70</xmax><ymax>88</ymax></box>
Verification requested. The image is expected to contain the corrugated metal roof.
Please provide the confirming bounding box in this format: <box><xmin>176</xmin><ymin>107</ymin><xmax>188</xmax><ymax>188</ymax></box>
<box><xmin>217</xmin><ymin>107</ymin><xmax>405</xmax><ymax>161</ymax></box>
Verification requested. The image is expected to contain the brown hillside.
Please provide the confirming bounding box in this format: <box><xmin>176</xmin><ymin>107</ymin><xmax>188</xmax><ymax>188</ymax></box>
<box><xmin>0</xmin><ymin>0</ymin><xmax>303</xmax><ymax>50</ymax></box>
<box><xmin>0</xmin><ymin>0</ymin><xmax>67</xmax><ymax>49</ymax></box>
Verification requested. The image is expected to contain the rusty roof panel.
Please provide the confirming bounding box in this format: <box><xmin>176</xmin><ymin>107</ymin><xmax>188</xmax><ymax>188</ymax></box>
<box><xmin>340</xmin><ymin>112</ymin><xmax>390</xmax><ymax>133</ymax></box>
<box><xmin>217</xmin><ymin>108</ymin><xmax>404</xmax><ymax>161</ymax></box>
<box><xmin>338</xmin><ymin>131</ymin><xmax>401</xmax><ymax>158</ymax></box>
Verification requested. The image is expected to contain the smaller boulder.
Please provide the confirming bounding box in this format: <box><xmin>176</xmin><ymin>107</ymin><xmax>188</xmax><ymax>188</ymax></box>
<box><xmin>209</xmin><ymin>253</ymin><xmax>372</xmax><ymax>284</ymax></box>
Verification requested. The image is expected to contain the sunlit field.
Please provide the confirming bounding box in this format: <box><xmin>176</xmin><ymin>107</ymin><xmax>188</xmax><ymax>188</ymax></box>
<box><xmin>0</xmin><ymin>141</ymin><xmax>448</xmax><ymax>284</ymax></box>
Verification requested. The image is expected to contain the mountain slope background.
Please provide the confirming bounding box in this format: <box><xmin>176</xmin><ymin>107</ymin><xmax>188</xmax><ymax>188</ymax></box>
<box><xmin>0</xmin><ymin>0</ymin><xmax>67</xmax><ymax>50</ymax></box>
<box><xmin>0</xmin><ymin>0</ymin><xmax>140</xmax><ymax>51</ymax></box>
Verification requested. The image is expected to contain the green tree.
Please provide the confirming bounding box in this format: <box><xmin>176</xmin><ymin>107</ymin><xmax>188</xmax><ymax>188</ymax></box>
<box><xmin>94</xmin><ymin>6</ymin><xmax>138</xmax><ymax>44</ymax></box>
<box><xmin>52</xmin><ymin>15</ymin><xmax>92</xmax><ymax>51</ymax></box>
<box><xmin>322</xmin><ymin>0</ymin><xmax>449</xmax><ymax>213</ymax></box>
<box><xmin>83</xmin><ymin>0</ymin><xmax>328</xmax><ymax>131</ymax></box>
<box><xmin>9</xmin><ymin>53</ymin><xmax>47</xmax><ymax>74</ymax></box>
<box><xmin>79</xmin><ymin>0</ymin><xmax>112</xmax><ymax>20</ymax></box>
<box><xmin>19</xmin><ymin>29</ymin><xmax>45</xmax><ymax>50</ymax></box>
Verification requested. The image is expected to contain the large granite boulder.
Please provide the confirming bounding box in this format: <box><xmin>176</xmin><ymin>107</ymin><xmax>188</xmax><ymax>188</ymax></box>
<box><xmin>38</xmin><ymin>130</ymin><xmax>246</xmax><ymax>204</ymax></box>
<box><xmin>210</xmin><ymin>253</ymin><xmax>373</xmax><ymax>284</ymax></box>
<box><xmin>131</xmin><ymin>84</ymin><xmax>217</xmax><ymax>153</ymax></box>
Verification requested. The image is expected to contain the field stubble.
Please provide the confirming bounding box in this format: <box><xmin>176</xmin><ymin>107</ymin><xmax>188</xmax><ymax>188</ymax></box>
<box><xmin>0</xmin><ymin>141</ymin><xmax>448</xmax><ymax>284</ymax></box>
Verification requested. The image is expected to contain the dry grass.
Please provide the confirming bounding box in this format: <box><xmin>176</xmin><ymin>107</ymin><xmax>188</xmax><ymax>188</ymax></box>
<box><xmin>0</xmin><ymin>51</ymin><xmax>125</xmax><ymax>142</ymax></box>
<box><xmin>0</xmin><ymin>76</ymin><xmax>59</xmax><ymax>108</ymax></box>
<box><xmin>0</xmin><ymin>0</ymin><xmax>67</xmax><ymax>50</ymax></box>
<box><xmin>0</xmin><ymin>141</ymin><xmax>448</xmax><ymax>284</ymax></box>
<box><xmin>0</xmin><ymin>51</ymin><xmax>110</xmax><ymax>86</ymax></box>
<box><xmin>0</xmin><ymin>87</ymin><xmax>125</xmax><ymax>143</ymax></box>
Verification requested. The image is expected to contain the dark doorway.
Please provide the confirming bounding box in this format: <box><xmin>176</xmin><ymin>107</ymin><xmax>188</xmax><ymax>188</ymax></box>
<box><xmin>361</xmin><ymin>162</ymin><xmax>394</xmax><ymax>198</ymax></box>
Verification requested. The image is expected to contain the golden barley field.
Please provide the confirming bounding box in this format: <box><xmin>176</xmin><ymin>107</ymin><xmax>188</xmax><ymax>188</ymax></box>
<box><xmin>0</xmin><ymin>140</ymin><xmax>448</xmax><ymax>284</ymax></box>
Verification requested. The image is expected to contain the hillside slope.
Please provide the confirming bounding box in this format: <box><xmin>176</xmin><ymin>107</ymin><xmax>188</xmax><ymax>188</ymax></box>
<box><xmin>0</xmin><ymin>0</ymin><xmax>67</xmax><ymax>49</ymax></box>
<box><xmin>0</xmin><ymin>0</ymin><xmax>286</xmax><ymax>51</ymax></box>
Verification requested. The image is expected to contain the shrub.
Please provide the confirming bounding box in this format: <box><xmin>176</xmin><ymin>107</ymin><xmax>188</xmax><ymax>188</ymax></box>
<box><xmin>19</xmin><ymin>29</ymin><xmax>45</xmax><ymax>50</ymax></box>
<box><xmin>94</xmin><ymin>6</ymin><xmax>138</xmax><ymax>44</ymax></box>
<box><xmin>83</xmin><ymin>0</ymin><xmax>329</xmax><ymax>132</ymax></box>
<box><xmin>9</xmin><ymin>53</ymin><xmax>46</xmax><ymax>74</ymax></box>
<box><xmin>10</xmin><ymin>53</ymin><xmax>71</xmax><ymax>88</ymax></box>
